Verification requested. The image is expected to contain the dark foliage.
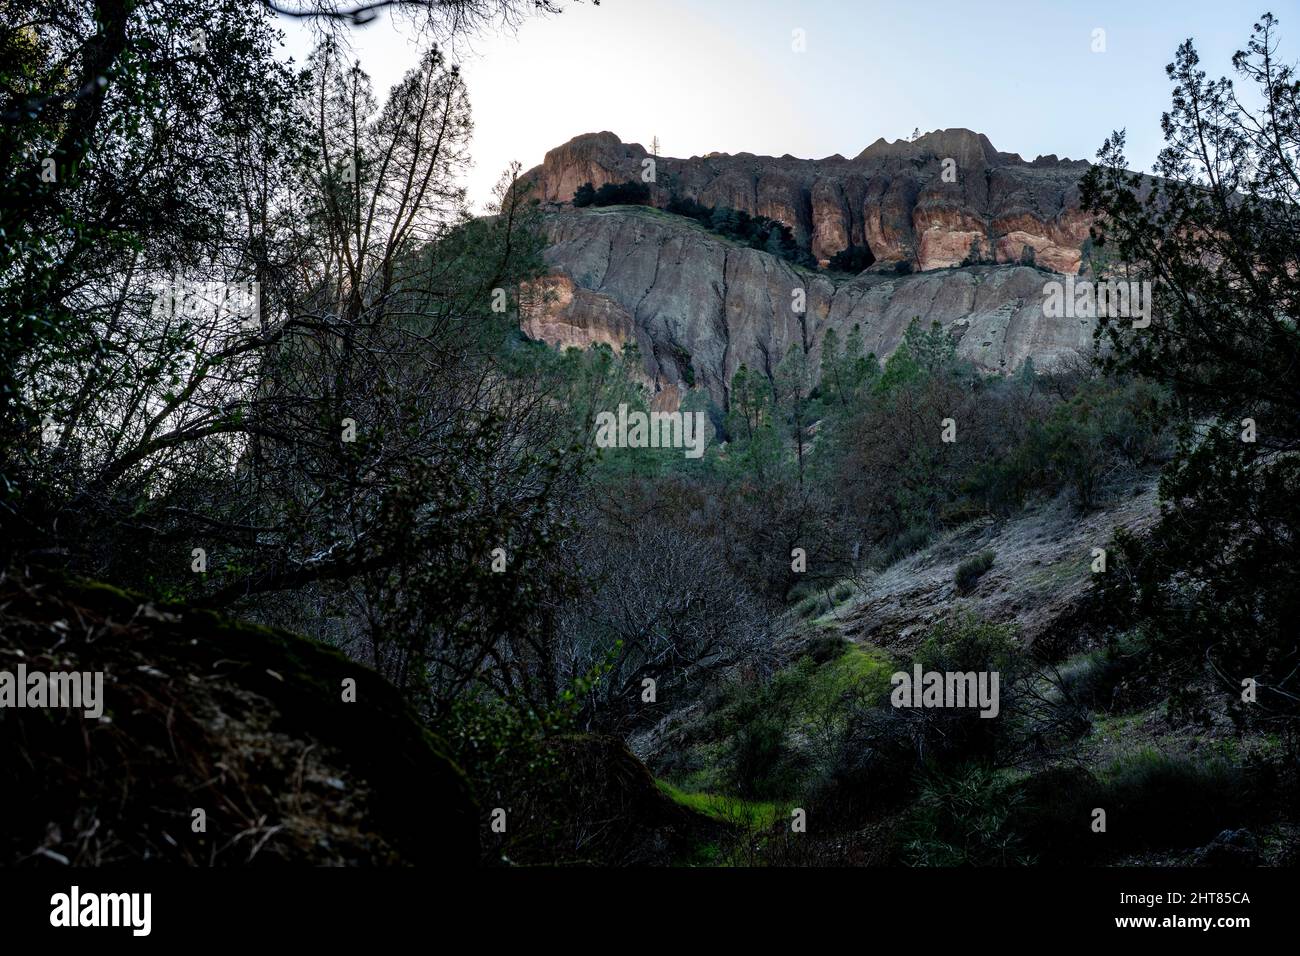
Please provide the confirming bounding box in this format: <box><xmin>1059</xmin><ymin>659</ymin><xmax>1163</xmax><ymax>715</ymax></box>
<box><xmin>828</xmin><ymin>244</ymin><xmax>875</xmax><ymax>273</ymax></box>
<box><xmin>665</xmin><ymin>193</ymin><xmax>818</xmax><ymax>268</ymax></box>
<box><xmin>572</xmin><ymin>179</ymin><xmax>650</xmax><ymax>207</ymax></box>
<box><xmin>1081</xmin><ymin>12</ymin><xmax>1300</xmax><ymax>721</ymax></box>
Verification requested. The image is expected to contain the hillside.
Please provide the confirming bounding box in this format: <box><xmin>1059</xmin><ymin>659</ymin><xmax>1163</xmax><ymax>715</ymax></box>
<box><xmin>629</xmin><ymin>487</ymin><xmax>1298</xmax><ymax>868</ymax></box>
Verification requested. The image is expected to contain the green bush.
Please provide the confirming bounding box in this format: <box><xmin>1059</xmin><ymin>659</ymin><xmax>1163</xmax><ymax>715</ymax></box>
<box><xmin>912</xmin><ymin>613</ymin><xmax>1020</xmax><ymax>763</ymax></box>
<box><xmin>664</xmin><ymin>193</ymin><xmax>818</xmax><ymax>268</ymax></box>
<box><xmin>713</xmin><ymin>662</ymin><xmax>817</xmax><ymax>799</ymax></box>
<box><xmin>805</xmin><ymin>631</ymin><xmax>849</xmax><ymax>663</ymax></box>
<box><xmin>794</xmin><ymin>590</ymin><xmax>833</xmax><ymax>619</ymax></box>
<box><xmin>1042</xmin><ymin>379</ymin><xmax>1168</xmax><ymax>508</ymax></box>
<box><xmin>917</xmin><ymin>612</ymin><xmax>1018</xmax><ymax>674</ymax></box>
<box><xmin>874</xmin><ymin>525</ymin><xmax>931</xmax><ymax>569</ymax></box>
<box><xmin>902</xmin><ymin>764</ymin><xmax>1033</xmax><ymax>866</ymax></box>
<box><xmin>573</xmin><ymin>179</ymin><xmax>651</xmax><ymax>208</ymax></box>
<box><xmin>1052</xmin><ymin>635</ymin><xmax>1143</xmax><ymax>712</ymax></box>
<box><xmin>963</xmin><ymin>435</ymin><xmax>1047</xmax><ymax>515</ymax></box>
<box><xmin>1093</xmin><ymin>750</ymin><xmax>1246</xmax><ymax>849</ymax></box>
<box><xmin>1012</xmin><ymin>752</ymin><xmax>1250</xmax><ymax>862</ymax></box>
<box><xmin>954</xmin><ymin>549</ymin><xmax>995</xmax><ymax>593</ymax></box>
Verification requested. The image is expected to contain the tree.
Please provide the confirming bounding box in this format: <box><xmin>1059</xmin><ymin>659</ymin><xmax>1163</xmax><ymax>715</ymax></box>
<box><xmin>819</xmin><ymin>324</ymin><xmax>879</xmax><ymax>410</ymax></box>
<box><xmin>725</xmin><ymin>363</ymin><xmax>780</xmax><ymax>475</ymax></box>
<box><xmin>764</xmin><ymin>225</ymin><xmax>786</xmax><ymax>257</ymax></box>
<box><xmin>775</xmin><ymin>342</ymin><xmax>814</xmax><ymax>485</ymax></box>
<box><xmin>2</xmin><ymin>18</ymin><xmax>591</xmax><ymax>730</ymax></box>
<box><xmin>843</xmin><ymin>324</ymin><xmax>877</xmax><ymax>394</ymax></box>
<box><xmin>879</xmin><ymin>318</ymin><xmax>954</xmax><ymax>393</ymax></box>
<box><xmin>820</xmin><ymin>328</ymin><xmax>843</xmax><ymax>406</ymax></box>
<box><xmin>1080</xmin><ymin>13</ymin><xmax>1300</xmax><ymax>714</ymax></box>
<box><xmin>710</xmin><ymin>205</ymin><xmax>738</xmax><ymax>234</ymax></box>
<box><xmin>557</xmin><ymin>523</ymin><xmax>768</xmax><ymax>735</ymax></box>
<box><xmin>592</xmin><ymin>179</ymin><xmax>650</xmax><ymax>206</ymax></box>
<box><xmin>0</xmin><ymin>0</ymin><xmax>305</xmax><ymax>512</ymax></box>
<box><xmin>0</xmin><ymin>0</ymin><xmax>582</xmax><ymax>498</ymax></box>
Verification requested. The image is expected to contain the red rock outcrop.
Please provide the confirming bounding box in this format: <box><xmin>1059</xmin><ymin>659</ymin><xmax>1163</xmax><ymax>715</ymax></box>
<box><xmin>522</xmin><ymin>128</ymin><xmax>1094</xmax><ymax>273</ymax></box>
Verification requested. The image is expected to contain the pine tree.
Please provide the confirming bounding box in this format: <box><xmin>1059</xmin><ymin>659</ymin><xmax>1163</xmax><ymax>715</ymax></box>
<box><xmin>820</xmin><ymin>327</ymin><xmax>844</xmax><ymax>406</ymax></box>
<box><xmin>1080</xmin><ymin>13</ymin><xmax>1300</xmax><ymax>711</ymax></box>
<box><xmin>775</xmin><ymin>343</ymin><xmax>813</xmax><ymax>484</ymax></box>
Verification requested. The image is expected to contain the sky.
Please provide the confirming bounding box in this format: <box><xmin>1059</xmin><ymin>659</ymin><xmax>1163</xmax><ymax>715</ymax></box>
<box><xmin>275</xmin><ymin>0</ymin><xmax>1293</xmax><ymax>211</ymax></box>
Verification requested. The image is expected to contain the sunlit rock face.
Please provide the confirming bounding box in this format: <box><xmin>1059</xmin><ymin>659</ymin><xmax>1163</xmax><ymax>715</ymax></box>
<box><xmin>522</xmin><ymin>128</ymin><xmax>1094</xmax><ymax>274</ymax></box>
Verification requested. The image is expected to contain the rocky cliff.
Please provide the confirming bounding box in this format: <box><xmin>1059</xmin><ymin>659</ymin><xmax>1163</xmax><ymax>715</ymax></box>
<box><xmin>523</xmin><ymin>128</ymin><xmax>1094</xmax><ymax>272</ymax></box>
<box><xmin>523</xmin><ymin>206</ymin><xmax>1096</xmax><ymax>409</ymax></box>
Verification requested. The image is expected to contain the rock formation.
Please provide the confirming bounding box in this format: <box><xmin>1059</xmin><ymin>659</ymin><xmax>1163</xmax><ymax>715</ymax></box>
<box><xmin>522</xmin><ymin>129</ymin><xmax>1094</xmax><ymax>272</ymax></box>
<box><xmin>522</xmin><ymin>206</ymin><xmax>1096</xmax><ymax>410</ymax></box>
<box><xmin>519</xmin><ymin>130</ymin><xmax>1102</xmax><ymax>409</ymax></box>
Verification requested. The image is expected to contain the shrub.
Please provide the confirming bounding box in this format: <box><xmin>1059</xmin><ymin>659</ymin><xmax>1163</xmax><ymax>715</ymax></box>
<box><xmin>902</xmin><ymin>764</ymin><xmax>1033</xmax><ymax>866</ymax></box>
<box><xmin>1010</xmin><ymin>752</ymin><xmax>1251</xmax><ymax>862</ymax></box>
<box><xmin>954</xmin><ymin>549</ymin><xmax>995</xmax><ymax>593</ymax></box>
<box><xmin>728</xmin><ymin>711</ymin><xmax>792</xmax><ymax>798</ymax></box>
<box><xmin>722</xmin><ymin>662</ymin><xmax>816</xmax><ymax>798</ymax></box>
<box><xmin>801</xmin><ymin>703</ymin><xmax>925</xmax><ymax>827</ymax></box>
<box><xmin>1092</xmin><ymin>750</ymin><xmax>1246</xmax><ymax>849</ymax></box>
<box><xmin>794</xmin><ymin>590</ymin><xmax>833</xmax><ymax>619</ymax></box>
<box><xmin>1051</xmin><ymin>638</ymin><xmax>1141</xmax><ymax>712</ymax></box>
<box><xmin>874</xmin><ymin>525</ymin><xmax>931</xmax><ymax>569</ymax></box>
<box><xmin>912</xmin><ymin>613</ymin><xmax>1020</xmax><ymax>762</ymax></box>
<box><xmin>805</xmin><ymin>631</ymin><xmax>849</xmax><ymax>664</ymax></box>
<box><xmin>572</xmin><ymin>179</ymin><xmax>651</xmax><ymax>208</ymax></box>
<box><xmin>1041</xmin><ymin>379</ymin><xmax>1168</xmax><ymax>508</ymax></box>
<box><xmin>963</xmin><ymin>434</ymin><xmax>1047</xmax><ymax>515</ymax></box>
<box><xmin>664</xmin><ymin>193</ymin><xmax>817</xmax><ymax>269</ymax></box>
<box><xmin>917</xmin><ymin>612</ymin><xmax>1018</xmax><ymax>674</ymax></box>
<box><xmin>591</xmin><ymin>180</ymin><xmax>651</xmax><ymax>206</ymax></box>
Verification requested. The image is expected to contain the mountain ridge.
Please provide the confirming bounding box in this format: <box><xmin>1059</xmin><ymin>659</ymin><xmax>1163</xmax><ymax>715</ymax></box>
<box><xmin>521</xmin><ymin>128</ymin><xmax>1094</xmax><ymax>272</ymax></box>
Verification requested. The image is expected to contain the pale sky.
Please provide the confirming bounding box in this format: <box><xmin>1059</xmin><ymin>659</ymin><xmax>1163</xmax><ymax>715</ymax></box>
<box><xmin>276</xmin><ymin>0</ymin><xmax>1289</xmax><ymax>211</ymax></box>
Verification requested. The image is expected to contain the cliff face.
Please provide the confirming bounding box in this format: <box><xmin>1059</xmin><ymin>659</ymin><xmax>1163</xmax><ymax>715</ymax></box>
<box><xmin>523</xmin><ymin>206</ymin><xmax>1096</xmax><ymax>409</ymax></box>
<box><xmin>523</xmin><ymin>129</ymin><xmax>1094</xmax><ymax>273</ymax></box>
